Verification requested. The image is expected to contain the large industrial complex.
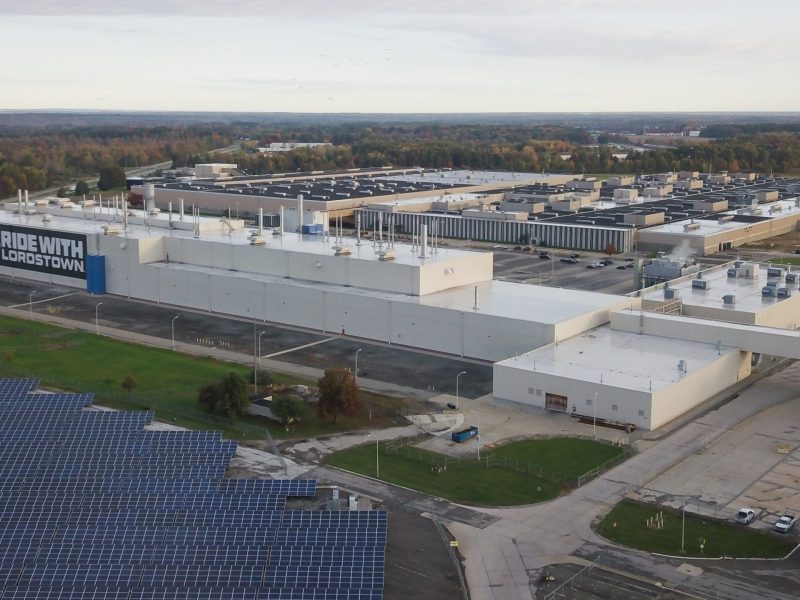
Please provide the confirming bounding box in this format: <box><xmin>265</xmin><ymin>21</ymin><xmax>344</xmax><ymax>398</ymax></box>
<box><xmin>4</xmin><ymin>175</ymin><xmax>800</xmax><ymax>432</ymax></box>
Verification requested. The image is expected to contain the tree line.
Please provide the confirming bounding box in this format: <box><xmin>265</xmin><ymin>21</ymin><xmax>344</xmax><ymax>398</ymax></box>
<box><xmin>0</xmin><ymin>125</ymin><xmax>230</xmax><ymax>198</ymax></box>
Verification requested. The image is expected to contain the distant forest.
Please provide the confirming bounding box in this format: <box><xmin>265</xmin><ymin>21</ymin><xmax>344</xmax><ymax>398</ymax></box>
<box><xmin>1</xmin><ymin>117</ymin><xmax>800</xmax><ymax>198</ymax></box>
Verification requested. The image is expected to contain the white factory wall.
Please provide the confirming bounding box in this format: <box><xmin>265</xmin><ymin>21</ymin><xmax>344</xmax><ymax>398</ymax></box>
<box><xmin>418</xmin><ymin>253</ymin><xmax>494</xmax><ymax>296</ymax></box>
<box><xmin>493</xmin><ymin>346</ymin><xmax>751</xmax><ymax>431</ymax></box>
<box><xmin>648</xmin><ymin>350</ymin><xmax>751</xmax><ymax>429</ymax></box>
<box><xmin>554</xmin><ymin>299</ymin><xmax>638</xmax><ymax>343</ymax></box>
<box><xmin>611</xmin><ymin>311</ymin><xmax>800</xmax><ymax>359</ymax></box>
<box><xmin>492</xmin><ymin>361</ymin><xmax>654</xmax><ymax>430</ymax></box>
<box><xmin>93</xmin><ymin>252</ymin><xmax>551</xmax><ymax>361</ymax></box>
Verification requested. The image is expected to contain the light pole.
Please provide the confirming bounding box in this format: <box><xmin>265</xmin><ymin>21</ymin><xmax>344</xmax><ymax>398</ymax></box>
<box><xmin>456</xmin><ymin>370</ymin><xmax>467</xmax><ymax>411</ymax></box>
<box><xmin>28</xmin><ymin>291</ymin><xmax>35</xmax><ymax>320</ymax></box>
<box><xmin>593</xmin><ymin>392</ymin><xmax>598</xmax><ymax>440</ymax></box>
<box><xmin>681</xmin><ymin>502</ymin><xmax>687</xmax><ymax>554</ymax></box>
<box><xmin>354</xmin><ymin>348</ymin><xmax>363</xmax><ymax>386</ymax></box>
<box><xmin>376</xmin><ymin>437</ymin><xmax>380</xmax><ymax>479</ymax></box>
<box><xmin>171</xmin><ymin>315</ymin><xmax>179</xmax><ymax>351</ymax></box>
<box><xmin>94</xmin><ymin>302</ymin><xmax>103</xmax><ymax>335</ymax></box>
<box><xmin>257</xmin><ymin>331</ymin><xmax>268</xmax><ymax>369</ymax></box>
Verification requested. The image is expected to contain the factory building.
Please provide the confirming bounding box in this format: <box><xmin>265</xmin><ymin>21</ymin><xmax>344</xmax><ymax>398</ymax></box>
<box><xmin>5</xmin><ymin>189</ymin><xmax>800</xmax><ymax>432</ymax></box>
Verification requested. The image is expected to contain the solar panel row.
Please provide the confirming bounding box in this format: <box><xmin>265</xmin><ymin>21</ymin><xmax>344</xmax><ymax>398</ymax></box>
<box><xmin>0</xmin><ymin>379</ymin><xmax>383</xmax><ymax>599</ymax></box>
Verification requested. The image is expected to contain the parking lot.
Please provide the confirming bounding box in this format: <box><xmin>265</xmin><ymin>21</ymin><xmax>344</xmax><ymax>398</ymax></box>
<box><xmin>647</xmin><ymin>361</ymin><xmax>800</xmax><ymax>534</ymax></box>
<box><xmin>490</xmin><ymin>247</ymin><xmax>640</xmax><ymax>294</ymax></box>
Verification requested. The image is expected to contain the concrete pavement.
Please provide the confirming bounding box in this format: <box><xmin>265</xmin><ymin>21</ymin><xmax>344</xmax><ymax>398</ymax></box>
<box><xmin>449</xmin><ymin>360</ymin><xmax>800</xmax><ymax>599</ymax></box>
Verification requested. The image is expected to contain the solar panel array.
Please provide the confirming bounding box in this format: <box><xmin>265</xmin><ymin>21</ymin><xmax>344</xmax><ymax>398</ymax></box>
<box><xmin>0</xmin><ymin>379</ymin><xmax>386</xmax><ymax>599</ymax></box>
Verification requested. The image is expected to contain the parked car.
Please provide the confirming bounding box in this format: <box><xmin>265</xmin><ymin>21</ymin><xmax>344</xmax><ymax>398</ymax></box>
<box><xmin>514</xmin><ymin>245</ymin><xmax>522</xmax><ymax>250</ymax></box>
<box><xmin>616</xmin><ymin>265</ymin><xmax>627</xmax><ymax>270</ymax></box>
<box><xmin>735</xmin><ymin>508</ymin><xmax>756</xmax><ymax>525</ymax></box>
<box><xmin>539</xmin><ymin>253</ymin><xmax>551</xmax><ymax>260</ymax></box>
<box><xmin>774</xmin><ymin>514</ymin><xmax>797</xmax><ymax>533</ymax></box>
<box><xmin>569</xmin><ymin>253</ymin><xmax>580</xmax><ymax>259</ymax></box>
<box><xmin>586</xmin><ymin>262</ymin><xmax>604</xmax><ymax>269</ymax></box>
<box><xmin>625</xmin><ymin>257</ymin><xmax>635</xmax><ymax>262</ymax></box>
<box><xmin>600</xmin><ymin>258</ymin><xmax>614</xmax><ymax>266</ymax></box>
<box><xmin>564</xmin><ymin>258</ymin><xmax>580</xmax><ymax>264</ymax></box>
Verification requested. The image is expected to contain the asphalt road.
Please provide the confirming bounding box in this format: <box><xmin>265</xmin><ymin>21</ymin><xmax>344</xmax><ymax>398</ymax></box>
<box><xmin>0</xmin><ymin>276</ymin><xmax>493</xmax><ymax>399</ymax></box>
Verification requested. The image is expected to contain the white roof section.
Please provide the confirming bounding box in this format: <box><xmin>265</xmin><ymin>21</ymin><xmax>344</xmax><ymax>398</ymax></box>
<box><xmin>0</xmin><ymin>206</ymin><xmax>480</xmax><ymax>269</ymax></box>
<box><xmin>419</xmin><ymin>280</ymin><xmax>632</xmax><ymax>324</ymax></box>
<box><xmin>382</xmin><ymin>170</ymin><xmax>570</xmax><ymax>186</ymax></box>
<box><xmin>496</xmin><ymin>325</ymin><xmax>737</xmax><ymax>393</ymax></box>
<box><xmin>643</xmin><ymin>198</ymin><xmax>800</xmax><ymax>237</ymax></box>
<box><xmin>640</xmin><ymin>263</ymin><xmax>790</xmax><ymax>314</ymax></box>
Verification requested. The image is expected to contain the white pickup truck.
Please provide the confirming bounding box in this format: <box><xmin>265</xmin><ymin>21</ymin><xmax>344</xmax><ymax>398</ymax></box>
<box><xmin>774</xmin><ymin>514</ymin><xmax>797</xmax><ymax>533</ymax></box>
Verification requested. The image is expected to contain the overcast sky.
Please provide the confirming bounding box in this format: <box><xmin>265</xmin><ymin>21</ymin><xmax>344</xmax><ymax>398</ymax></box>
<box><xmin>1</xmin><ymin>0</ymin><xmax>798</xmax><ymax>112</ymax></box>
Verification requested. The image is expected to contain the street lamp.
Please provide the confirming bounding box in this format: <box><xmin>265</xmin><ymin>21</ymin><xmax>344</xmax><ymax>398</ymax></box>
<box><xmin>456</xmin><ymin>371</ymin><xmax>467</xmax><ymax>411</ymax></box>
<box><xmin>257</xmin><ymin>331</ymin><xmax>268</xmax><ymax>369</ymax></box>
<box><xmin>354</xmin><ymin>348</ymin><xmax>363</xmax><ymax>386</ymax></box>
<box><xmin>28</xmin><ymin>291</ymin><xmax>35</xmax><ymax>320</ymax></box>
<box><xmin>171</xmin><ymin>315</ymin><xmax>180</xmax><ymax>351</ymax></box>
<box><xmin>94</xmin><ymin>302</ymin><xmax>103</xmax><ymax>335</ymax></box>
<box><xmin>593</xmin><ymin>392</ymin><xmax>598</xmax><ymax>440</ymax></box>
<box><xmin>681</xmin><ymin>501</ymin><xmax>687</xmax><ymax>554</ymax></box>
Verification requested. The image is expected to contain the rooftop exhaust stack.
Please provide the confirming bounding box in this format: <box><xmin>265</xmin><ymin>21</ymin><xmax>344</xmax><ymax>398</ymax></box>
<box><xmin>297</xmin><ymin>195</ymin><xmax>304</xmax><ymax>232</ymax></box>
<box><xmin>356</xmin><ymin>211</ymin><xmax>362</xmax><ymax>245</ymax></box>
<box><xmin>279</xmin><ymin>206</ymin><xmax>285</xmax><ymax>235</ymax></box>
<box><xmin>419</xmin><ymin>224</ymin><xmax>428</xmax><ymax>259</ymax></box>
<box><xmin>17</xmin><ymin>190</ymin><xmax>22</xmax><ymax>213</ymax></box>
<box><xmin>258</xmin><ymin>208</ymin><xmax>264</xmax><ymax>236</ymax></box>
<box><xmin>179</xmin><ymin>197</ymin><xmax>184</xmax><ymax>222</ymax></box>
<box><xmin>474</xmin><ymin>286</ymin><xmax>479</xmax><ymax>310</ymax></box>
<box><xmin>24</xmin><ymin>190</ymin><xmax>29</xmax><ymax>211</ymax></box>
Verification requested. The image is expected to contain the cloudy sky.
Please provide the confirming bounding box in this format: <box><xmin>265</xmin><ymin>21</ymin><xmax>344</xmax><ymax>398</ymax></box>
<box><xmin>1</xmin><ymin>0</ymin><xmax>798</xmax><ymax>112</ymax></box>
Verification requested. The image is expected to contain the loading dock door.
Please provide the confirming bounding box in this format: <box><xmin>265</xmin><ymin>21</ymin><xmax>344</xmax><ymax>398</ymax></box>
<box><xmin>545</xmin><ymin>393</ymin><xmax>568</xmax><ymax>412</ymax></box>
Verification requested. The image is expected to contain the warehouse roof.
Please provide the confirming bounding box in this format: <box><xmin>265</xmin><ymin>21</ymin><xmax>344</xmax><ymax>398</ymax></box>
<box><xmin>495</xmin><ymin>325</ymin><xmax>737</xmax><ymax>393</ymax></box>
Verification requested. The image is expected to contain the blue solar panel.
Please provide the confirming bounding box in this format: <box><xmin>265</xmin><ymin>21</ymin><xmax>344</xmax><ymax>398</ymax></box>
<box><xmin>0</xmin><ymin>379</ymin><xmax>385</xmax><ymax>599</ymax></box>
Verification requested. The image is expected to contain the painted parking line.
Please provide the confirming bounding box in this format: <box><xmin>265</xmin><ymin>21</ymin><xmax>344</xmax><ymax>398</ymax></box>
<box><xmin>261</xmin><ymin>336</ymin><xmax>337</xmax><ymax>359</ymax></box>
<box><xmin>7</xmin><ymin>292</ymin><xmax>77</xmax><ymax>309</ymax></box>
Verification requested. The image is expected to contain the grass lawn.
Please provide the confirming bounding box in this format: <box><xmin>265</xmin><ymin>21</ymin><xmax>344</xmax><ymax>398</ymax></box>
<box><xmin>491</xmin><ymin>438</ymin><xmax>627</xmax><ymax>478</ymax></box>
<box><xmin>768</xmin><ymin>257</ymin><xmax>800</xmax><ymax>266</ymax></box>
<box><xmin>0</xmin><ymin>315</ymin><xmax>407</xmax><ymax>440</ymax></box>
<box><xmin>597</xmin><ymin>500</ymin><xmax>795</xmax><ymax>559</ymax></box>
<box><xmin>324</xmin><ymin>443</ymin><xmax>562</xmax><ymax>506</ymax></box>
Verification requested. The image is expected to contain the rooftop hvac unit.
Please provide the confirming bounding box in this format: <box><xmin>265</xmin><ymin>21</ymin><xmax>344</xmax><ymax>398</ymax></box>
<box><xmin>376</xmin><ymin>250</ymin><xmax>396</xmax><ymax>261</ymax></box>
<box><xmin>41</xmin><ymin>214</ymin><xmax>52</xmax><ymax>223</ymax></box>
<box><xmin>664</xmin><ymin>288</ymin><xmax>676</xmax><ymax>300</ymax></box>
<box><xmin>734</xmin><ymin>260</ymin><xmax>744</xmax><ymax>268</ymax></box>
<box><xmin>332</xmin><ymin>245</ymin><xmax>352</xmax><ymax>256</ymax></box>
<box><xmin>248</xmin><ymin>234</ymin><xmax>266</xmax><ymax>246</ymax></box>
<box><xmin>102</xmin><ymin>225</ymin><xmax>121</xmax><ymax>236</ymax></box>
<box><xmin>777</xmin><ymin>287</ymin><xmax>792</xmax><ymax>299</ymax></box>
<box><xmin>722</xmin><ymin>294</ymin><xmax>735</xmax><ymax>305</ymax></box>
<box><xmin>691</xmin><ymin>279</ymin><xmax>709</xmax><ymax>290</ymax></box>
<box><xmin>727</xmin><ymin>268</ymin><xmax>737</xmax><ymax>278</ymax></box>
<box><xmin>718</xmin><ymin>215</ymin><xmax>735</xmax><ymax>223</ymax></box>
<box><xmin>767</xmin><ymin>267</ymin><xmax>783</xmax><ymax>278</ymax></box>
<box><xmin>785</xmin><ymin>273</ymin><xmax>798</xmax><ymax>286</ymax></box>
<box><xmin>762</xmin><ymin>285</ymin><xmax>777</xmax><ymax>297</ymax></box>
<box><xmin>683</xmin><ymin>222</ymin><xmax>701</xmax><ymax>231</ymax></box>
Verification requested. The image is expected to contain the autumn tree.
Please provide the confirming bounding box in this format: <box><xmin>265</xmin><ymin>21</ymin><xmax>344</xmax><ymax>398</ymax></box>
<box><xmin>317</xmin><ymin>367</ymin><xmax>362</xmax><ymax>424</ymax></box>
<box><xmin>198</xmin><ymin>372</ymin><xmax>250</xmax><ymax>418</ymax></box>
<box><xmin>603</xmin><ymin>243</ymin><xmax>617</xmax><ymax>257</ymax></box>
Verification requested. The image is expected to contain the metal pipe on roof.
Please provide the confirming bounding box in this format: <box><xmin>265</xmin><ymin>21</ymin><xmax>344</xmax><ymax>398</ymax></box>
<box><xmin>259</xmin><ymin>207</ymin><xmax>264</xmax><ymax>236</ymax></box>
<box><xmin>378</xmin><ymin>211</ymin><xmax>383</xmax><ymax>247</ymax></box>
<box><xmin>356</xmin><ymin>211</ymin><xmax>362</xmax><ymax>245</ymax></box>
<box><xmin>279</xmin><ymin>205</ymin><xmax>285</xmax><ymax>235</ymax></box>
<box><xmin>24</xmin><ymin>190</ymin><xmax>28</xmax><ymax>211</ymax></box>
<box><xmin>17</xmin><ymin>190</ymin><xmax>21</xmax><ymax>213</ymax></box>
<box><xmin>297</xmin><ymin>194</ymin><xmax>304</xmax><ymax>232</ymax></box>
<box><xmin>179</xmin><ymin>197</ymin><xmax>184</xmax><ymax>222</ymax></box>
<box><xmin>420</xmin><ymin>224</ymin><xmax>427</xmax><ymax>259</ymax></box>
